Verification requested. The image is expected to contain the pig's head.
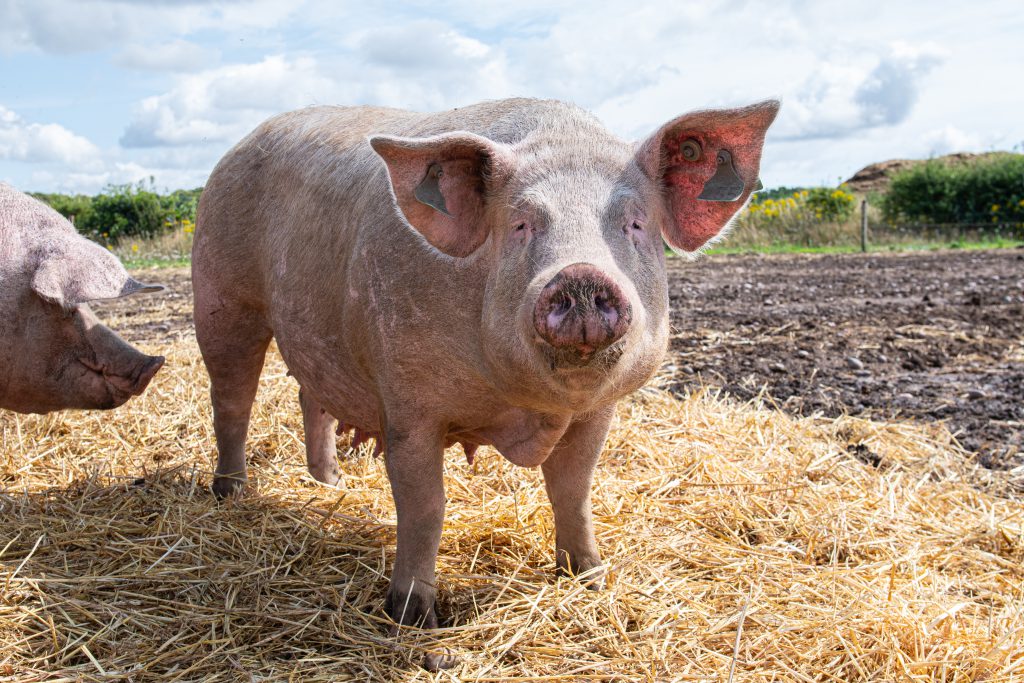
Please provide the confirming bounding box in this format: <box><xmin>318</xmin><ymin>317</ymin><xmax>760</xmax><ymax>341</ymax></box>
<box><xmin>0</xmin><ymin>234</ymin><xmax>165</xmax><ymax>414</ymax></box>
<box><xmin>371</xmin><ymin>100</ymin><xmax>778</xmax><ymax>411</ymax></box>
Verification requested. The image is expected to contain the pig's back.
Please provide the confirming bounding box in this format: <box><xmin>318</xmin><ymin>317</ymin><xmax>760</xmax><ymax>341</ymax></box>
<box><xmin>194</xmin><ymin>98</ymin><xmax>582</xmax><ymax>308</ymax></box>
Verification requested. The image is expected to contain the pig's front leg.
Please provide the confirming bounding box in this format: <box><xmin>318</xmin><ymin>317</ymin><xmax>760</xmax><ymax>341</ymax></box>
<box><xmin>382</xmin><ymin>423</ymin><xmax>454</xmax><ymax>668</ymax></box>
<box><xmin>541</xmin><ymin>403</ymin><xmax>615</xmax><ymax>588</ymax></box>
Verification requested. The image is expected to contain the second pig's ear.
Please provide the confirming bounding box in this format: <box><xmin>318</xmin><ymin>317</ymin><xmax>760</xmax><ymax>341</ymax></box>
<box><xmin>637</xmin><ymin>100</ymin><xmax>780</xmax><ymax>253</ymax></box>
<box><xmin>370</xmin><ymin>132</ymin><xmax>515</xmax><ymax>258</ymax></box>
<box><xmin>31</xmin><ymin>234</ymin><xmax>164</xmax><ymax>308</ymax></box>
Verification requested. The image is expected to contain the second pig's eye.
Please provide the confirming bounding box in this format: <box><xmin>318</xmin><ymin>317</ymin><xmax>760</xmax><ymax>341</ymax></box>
<box><xmin>514</xmin><ymin>223</ymin><xmax>526</xmax><ymax>232</ymax></box>
<box><xmin>632</xmin><ymin>222</ymin><xmax>643</xmax><ymax>231</ymax></box>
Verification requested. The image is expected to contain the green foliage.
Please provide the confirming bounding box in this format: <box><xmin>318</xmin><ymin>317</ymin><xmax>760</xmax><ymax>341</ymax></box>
<box><xmin>745</xmin><ymin>186</ymin><xmax>856</xmax><ymax>224</ymax></box>
<box><xmin>78</xmin><ymin>181</ymin><xmax>171</xmax><ymax>241</ymax></box>
<box><xmin>34</xmin><ymin>180</ymin><xmax>202</xmax><ymax>243</ymax></box>
<box><xmin>162</xmin><ymin>187</ymin><xmax>203</xmax><ymax>222</ymax></box>
<box><xmin>881</xmin><ymin>153</ymin><xmax>1024</xmax><ymax>224</ymax></box>
<box><xmin>755</xmin><ymin>186</ymin><xmax>812</xmax><ymax>202</ymax></box>
<box><xmin>804</xmin><ymin>186</ymin><xmax>857</xmax><ymax>222</ymax></box>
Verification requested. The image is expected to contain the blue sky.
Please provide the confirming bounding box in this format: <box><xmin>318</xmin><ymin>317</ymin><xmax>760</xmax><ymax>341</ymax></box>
<box><xmin>1</xmin><ymin>0</ymin><xmax>1021</xmax><ymax>194</ymax></box>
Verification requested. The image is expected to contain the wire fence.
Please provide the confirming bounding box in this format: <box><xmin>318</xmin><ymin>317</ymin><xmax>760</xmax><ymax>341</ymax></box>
<box><xmin>725</xmin><ymin>199</ymin><xmax>1024</xmax><ymax>251</ymax></box>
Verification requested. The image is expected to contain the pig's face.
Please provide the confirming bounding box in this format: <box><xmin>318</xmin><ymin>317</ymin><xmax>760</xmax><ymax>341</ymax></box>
<box><xmin>479</xmin><ymin>156</ymin><xmax>670</xmax><ymax>407</ymax></box>
<box><xmin>2</xmin><ymin>297</ymin><xmax>164</xmax><ymax>414</ymax></box>
<box><xmin>0</xmin><ymin>208</ymin><xmax>164</xmax><ymax>414</ymax></box>
<box><xmin>372</xmin><ymin>101</ymin><xmax>778</xmax><ymax>411</ymax></box>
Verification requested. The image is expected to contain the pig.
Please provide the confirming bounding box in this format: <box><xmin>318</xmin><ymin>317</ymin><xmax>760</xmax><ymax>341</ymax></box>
<box><xmin>0</xmin><ymin>183</ymin><xmax>165</xmax><ymax>414</ymax></box>
<box><xmin>193</xmin><ymin>98</ymin><xmax>778</xmax><ymax>667</ymax></box>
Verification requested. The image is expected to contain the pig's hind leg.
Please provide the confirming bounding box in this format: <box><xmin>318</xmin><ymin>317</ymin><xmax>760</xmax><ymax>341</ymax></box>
<box><xmin>299</xmin><ymin>389</ymin><xmax>340</xmax><ymax>485</ymax></box>
<box><xmin>195</xmin><ymin>302</ymin><xmax>272</xmax><ymax>498</ymax></box>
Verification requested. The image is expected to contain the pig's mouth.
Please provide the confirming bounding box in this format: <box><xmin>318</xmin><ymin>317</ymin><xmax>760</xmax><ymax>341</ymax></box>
<box><xmin>540</xmin><ymin>339</ymin><xmax>626</xmax><ymax>373</ymax></box>
<box><xmin>78</xmin><ymin>355</ymin><xmax>165</xmax><ymax>403</ymax></box>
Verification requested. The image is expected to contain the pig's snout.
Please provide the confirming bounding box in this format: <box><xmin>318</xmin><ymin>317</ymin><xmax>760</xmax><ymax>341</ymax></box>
<box><xmin>533</xmin><ymin>263</ymin><xmax>632</xmax><ymax>358</ymax></box>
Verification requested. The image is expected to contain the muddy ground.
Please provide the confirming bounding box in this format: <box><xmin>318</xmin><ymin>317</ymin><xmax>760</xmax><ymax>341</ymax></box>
<box><xmin>103</xmin><ymin>248</ymin><xmax>1024</xmax><ymax>470</ymax></box>
<box><xmin>666</xmin><ymin>249</ymin><xmax>1024</xmax><ymax>470</ymax></box>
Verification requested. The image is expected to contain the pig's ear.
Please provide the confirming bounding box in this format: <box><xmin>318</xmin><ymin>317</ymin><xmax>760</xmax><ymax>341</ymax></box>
<box><xmin>370</xmin><ymin>132</ymin><xmax>515</xmax><ymax>257</ymax></box>
<box><xmin>637</xmin><ymin>100</ymin><xmax>780</xmax><ymax>253</ymax></box>
<box><xmin>31</xmin><ymin>236</ymin><xmax>164</xmax><ymax>308</ymax></box>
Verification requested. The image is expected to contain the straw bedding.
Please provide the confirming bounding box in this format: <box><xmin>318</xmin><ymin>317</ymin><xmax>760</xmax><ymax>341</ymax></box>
<box><xmin>1</xmin><ymin>285</ymin><xmax>1022</xmax><ymax>681</ymax></box>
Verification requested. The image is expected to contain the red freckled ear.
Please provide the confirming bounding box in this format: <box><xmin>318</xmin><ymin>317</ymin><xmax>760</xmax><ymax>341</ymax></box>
<box><xmin>370</xmin><ymin>132</ymin><xmax>515</xmax><ymax>258</ymax></box>
<box><xmin>636</xmin><ymin>100</ymin><xmax>780</xmax><ymax>253</ymax></box>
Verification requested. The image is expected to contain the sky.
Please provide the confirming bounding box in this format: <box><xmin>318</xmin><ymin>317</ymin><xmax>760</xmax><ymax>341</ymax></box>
<box><xmin>1</xmin><ymin>0</ymin><xmax>1021</xmax><ymax>195</ymax></box>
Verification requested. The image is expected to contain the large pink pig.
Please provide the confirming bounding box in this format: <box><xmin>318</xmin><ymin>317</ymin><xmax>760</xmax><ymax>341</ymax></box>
<box><xmin>193</xmin><ymin>98</ymin><xmax>778</xmax><ymax>667</ymax></box>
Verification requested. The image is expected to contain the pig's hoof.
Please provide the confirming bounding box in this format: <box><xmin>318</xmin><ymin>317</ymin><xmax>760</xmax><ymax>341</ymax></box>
<box><xmin>385</xmin><ymin>585</ymin><xmax>457</xmax><ymax>671</ymax></box>
<box><xmin>385</xmin><ymin>582</ymin><xmax>438</xmax><ymax>629</ymax></box>
<box><xmin>556</xmin><ymin>554</ymin><xmax>606</xmax><ymax>590</ymax></box>
<box><xmin>423</xmin><ymin>649</ymin><xmax>458</xmax><ymax>671</ymax></box>
<box><xmin>308</xmin><ymin>464</ymin><xmax>340</xmax><ymax>486</ymax></box>
<box><xmin>211</xmin><ymin>475</ymin><xmax>247</xmax><ymax>498</ymax></box>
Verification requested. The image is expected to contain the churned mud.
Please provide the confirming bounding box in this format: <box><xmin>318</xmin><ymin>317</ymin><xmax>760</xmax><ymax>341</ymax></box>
<box><xmin>666</xmin><ymin>249</ymin><xmax>1024</xmax><ymax>470</ymax></box>
<box><xmin>97</xmin><ymin>248</ymin><xmax>1024</xmax><ymax>470</ymax></box>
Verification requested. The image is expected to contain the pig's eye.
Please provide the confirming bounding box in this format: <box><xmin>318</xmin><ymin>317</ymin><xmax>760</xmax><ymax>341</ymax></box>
<box><xmin>514</xmin><ymin>223</ymin><xmax>527</xmax><ymax>232</ymax></box>
<box><xmin>631</xmin><ymin>221</ymin><xmax>643</xmax><ymax>231</ymax></box>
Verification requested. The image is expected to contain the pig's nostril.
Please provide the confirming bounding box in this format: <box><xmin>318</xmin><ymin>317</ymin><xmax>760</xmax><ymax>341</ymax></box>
<box><xmin>553</xmin><ymin>295</ymin><xmax>573</xmax><ymax>315</ymax></box>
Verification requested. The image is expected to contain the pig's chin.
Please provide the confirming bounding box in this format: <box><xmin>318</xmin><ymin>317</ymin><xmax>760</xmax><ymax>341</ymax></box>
<box><xmin>543</xmin><ymin>342</ymin><xmax>626</xmax><ymax>372</ymax></box>
<box><xmin>536</xmin><ymin>341</ymin><xmax>632</xmax><ymax>398</ymax></box>
<box><xmin>71</xmin><ymin>360</ymin><xmax>135</xmax><ymax>410</ymax></box>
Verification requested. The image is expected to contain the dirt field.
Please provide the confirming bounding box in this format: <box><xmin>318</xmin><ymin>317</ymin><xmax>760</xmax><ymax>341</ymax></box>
<box><xmin>666</xmin><ymin>248</ymin><xmax>1024</xmax><ymax>470</ymax></box>
<box><xmin>103</xmin><ymin>248</ymin><xmax>1024</xmax><ymax>470</ymax></box>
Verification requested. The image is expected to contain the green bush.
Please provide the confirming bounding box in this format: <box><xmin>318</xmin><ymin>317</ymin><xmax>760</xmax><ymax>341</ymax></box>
<box><xmin>881</xmin><ymin>154</ymin><xmax>1024</xmax><ymax>224</ymax></box>
<box><xmin>754</xmin><ymin>186</ymin><xmax>811</xmax><ymax>202</ymax></box>
<box><xmin>162</xmin><ymin>187</ymin><xmax>202</xmax><ymax>223</ymax></box>
<box><xmin>77</xmin><ymin>181</ymin><xmax>174</xmax><ymax>242</ymax></box>
<box><xmin>805</xmin><ymin>186</ymin><xmax>857</xmax><ymax>222</ymax></box>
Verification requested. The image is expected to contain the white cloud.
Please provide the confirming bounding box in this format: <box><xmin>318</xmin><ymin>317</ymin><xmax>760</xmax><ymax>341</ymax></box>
<box><xmin>358</xmin><ymin>20</ymin><xmax>491</xmax><ymax>70</ymax></box>
<box><xmin>0</xmin><ymin>0</ymin><xmax>299</xmax><ymax>55</ymax></box>
<box><xmin>0</xmin><ymin>105</ymin><xmax>99</xmax><ymax>163</ymax></box>
<box><xmin>115</xmin><ymin>39</ymin><xmax>220</xmax><ymax>72</ymax></box>
<box><xmin>774</xmin><ymin>43</ymin><xmax>945</xmax><ymax>141</ymax></box>
<box><xmin>120</xmin><ymin>55</ymin><xmax>338</xmax><ymax>147</ymax></box>
<box><xmin>3</xmin><ymin>0</ymin><xmax>1022</xmax><ymax>195</ymax></box>
<box><xmin>921</xmin><ymin>125</ymin><xmax>985</xmax><ymax>156</ymax></box>
<box><xmin>853</xmin><ymin>42</ymin><xmax>945</xmax><ymax>127</ymax></box>
<box><xmin>119</xmin><ymin>20</ymin><xmax>521</xmax><ymax>150</ymax></box>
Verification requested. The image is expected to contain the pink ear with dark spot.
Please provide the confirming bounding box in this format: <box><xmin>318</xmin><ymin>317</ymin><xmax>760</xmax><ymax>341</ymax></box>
<box><xmin>370</xmin><ymin>132</ymin><xmax>515</xmax><ymax>258</ymax></box>
<box><xmin>637</xmin><ymin>100</ymin><xmax>780</xmax><ymax>253</ymax></box>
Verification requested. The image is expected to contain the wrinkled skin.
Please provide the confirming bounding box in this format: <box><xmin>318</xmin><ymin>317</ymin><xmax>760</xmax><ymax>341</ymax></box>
<box><xmin>194</xmin><ymin>98</ymin><xmax>778</xmax><ymax>669</ymax></box>
<box><xmin>0</xmin><ymin>184</ymin><xmax>165</xmax><ymax>414</ymax></box>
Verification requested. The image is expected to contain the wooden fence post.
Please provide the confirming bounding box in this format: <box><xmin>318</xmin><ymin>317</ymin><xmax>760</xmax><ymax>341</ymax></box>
<box><xmin>860</xmin><ymin>199</ymin><xmax>868</xmax><ymax>252</ymax></box>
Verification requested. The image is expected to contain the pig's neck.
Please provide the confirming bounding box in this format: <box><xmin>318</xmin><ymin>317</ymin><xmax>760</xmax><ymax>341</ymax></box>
<box><xmin>453</xmin><ymin>408</ymin><xmax>571</xmax><ymax>468</ymax></box>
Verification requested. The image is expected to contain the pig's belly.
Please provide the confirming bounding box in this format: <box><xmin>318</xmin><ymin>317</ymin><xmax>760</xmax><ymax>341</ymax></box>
<box><xmin>272</xmin><ymin>337</ymin><xmax>381</xmax><ymax>433</ymax></box>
